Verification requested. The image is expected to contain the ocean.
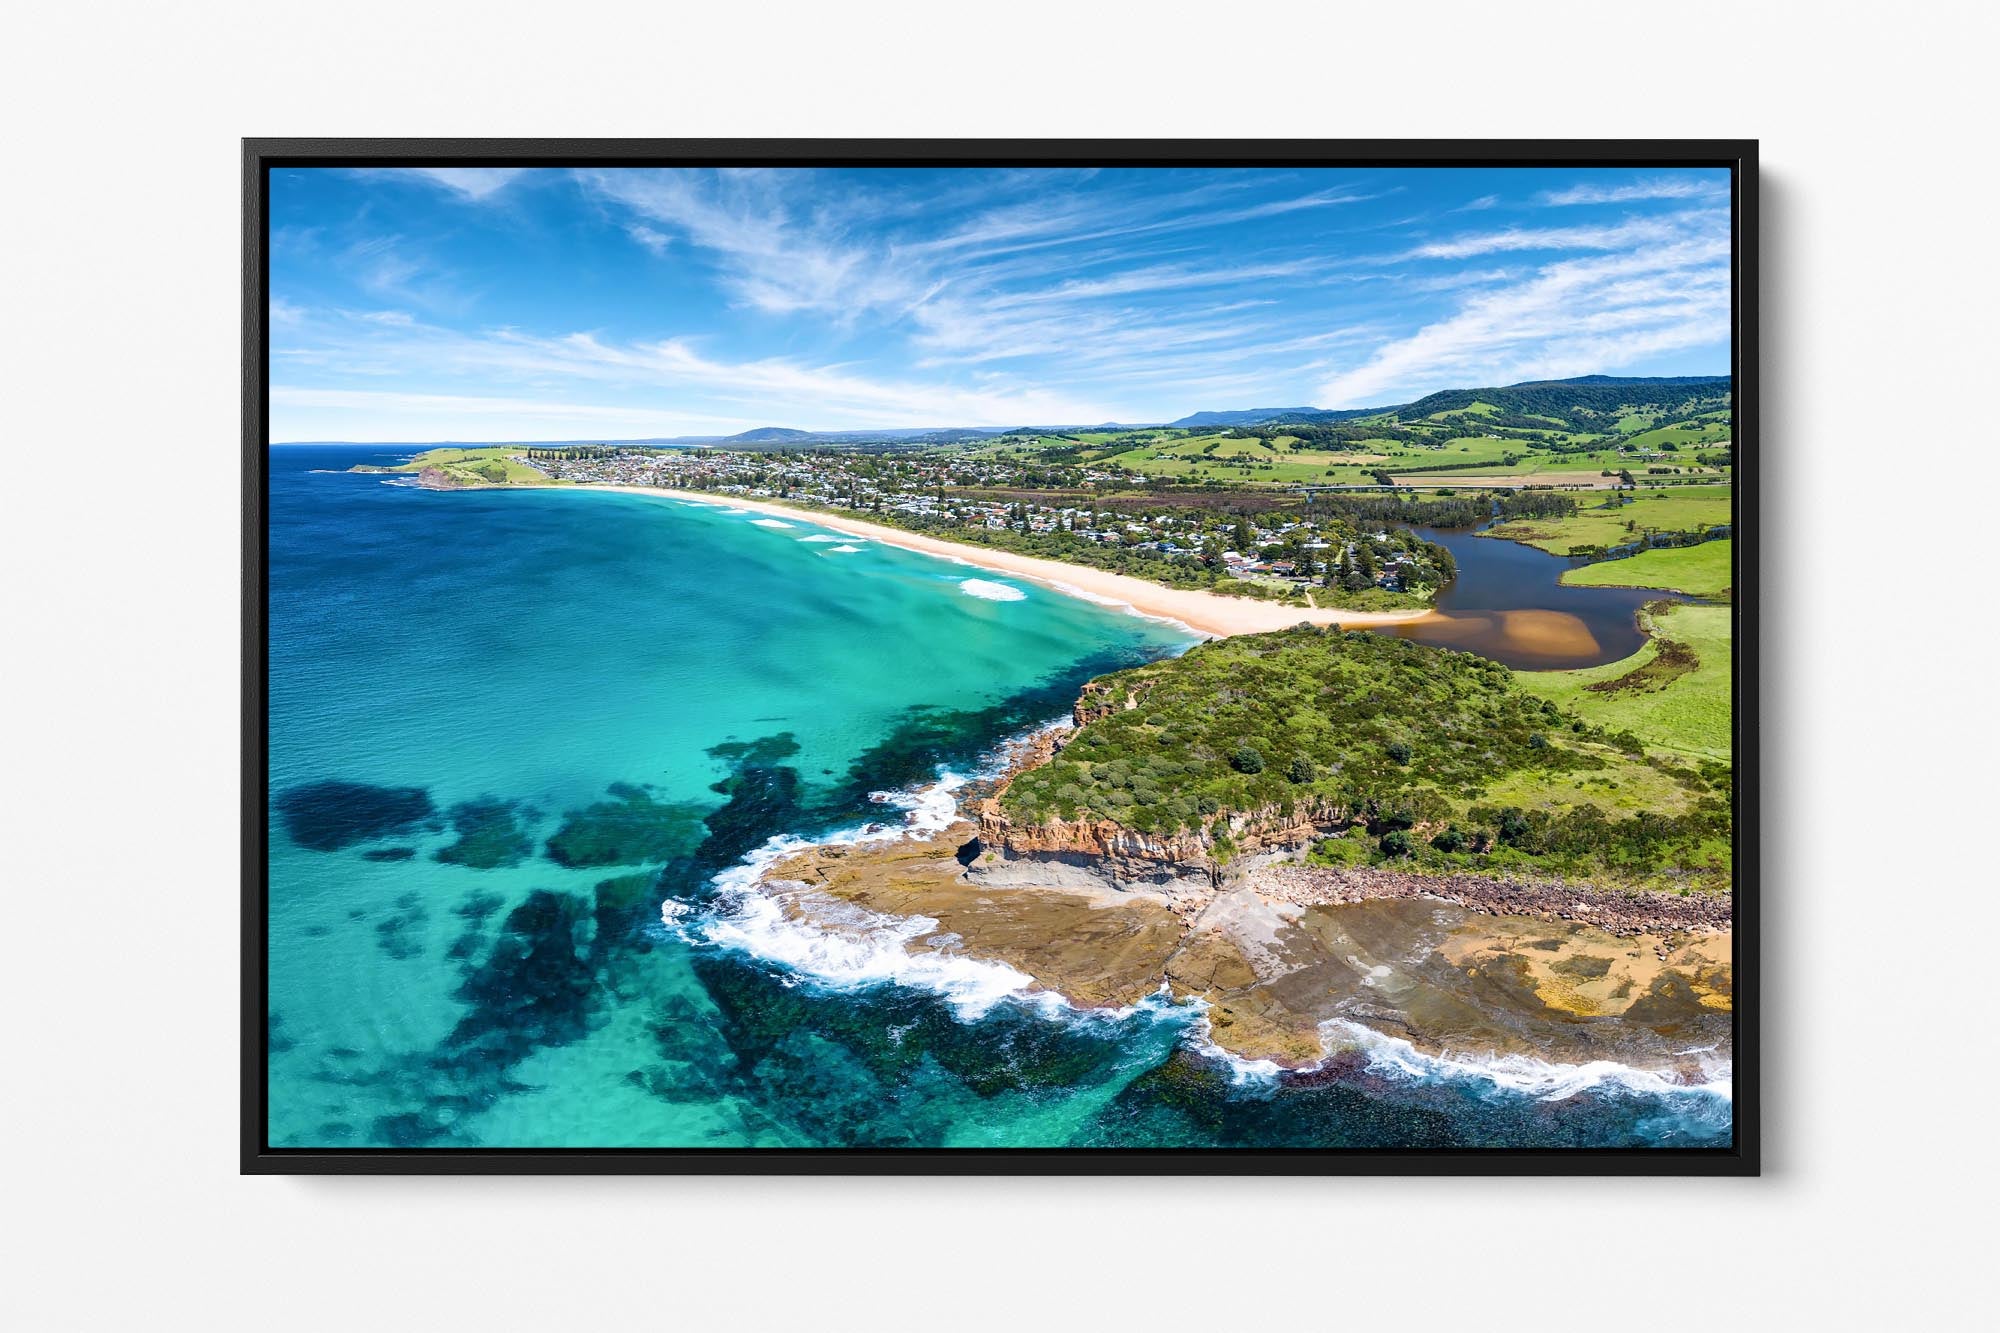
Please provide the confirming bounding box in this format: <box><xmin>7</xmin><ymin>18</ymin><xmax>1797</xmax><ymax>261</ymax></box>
<box><xmin>265</xmin><ymin>445</ymin><xmax>1731</xmax><ymax>1151</ymax></box>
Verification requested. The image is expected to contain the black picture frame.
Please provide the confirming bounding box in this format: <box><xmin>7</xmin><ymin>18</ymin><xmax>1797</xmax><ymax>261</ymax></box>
<box><xmin>244</xmin><ymin>138</ymin><xmax>1759</xmax><ymax>1175</ymax></box>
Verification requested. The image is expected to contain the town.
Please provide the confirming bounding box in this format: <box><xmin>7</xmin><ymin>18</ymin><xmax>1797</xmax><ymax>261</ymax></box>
<box><xmin>518</xmin><ymin>444</ymin><xmax>1454</xmax><ymax>601</ymax></box>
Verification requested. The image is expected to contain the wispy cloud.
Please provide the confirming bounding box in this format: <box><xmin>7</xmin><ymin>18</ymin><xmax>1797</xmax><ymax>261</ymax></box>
<box><xmin>625</xmin><ymin>224</ymin><xmax>671</xmax><ymax>256</ymax></box>
<box><xmin>1404</xmin><ymin>213</ymin><xmax>1716</xmax><ymax>260</ymax></box>
<box><xmin>1539</xmin><ymin>176</ymin><xmax>1726</xmax><ymax>206</ymax></box>
<box><xmin>577</xmin><ymin>168</ymin><xmax>931</xmax><ymax>320</ymax></box>
<box><xmin>1319</xmin><ymin>231</ymin><xmax>1729</xmax><ymax>408</ymax></box>
<box><xmin>269</xmin><ymin>304</ymin><xmax>1121</xmax><ymax>435</ymax></box>
<box><xmin>399</xmin><ymin>168</ymin><xmax>528</xmax><ymax>201</ymax></box>
<box><xmin>274</xmin><ymin>166</ymin><xmax>1733</xmax><ymax>438</ymax></box>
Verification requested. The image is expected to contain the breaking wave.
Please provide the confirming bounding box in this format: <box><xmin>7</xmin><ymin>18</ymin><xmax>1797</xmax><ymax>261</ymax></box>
<box><xmin>959</xmin><ymin>578</ymin><xmax>1027</xmax><ymax>602</ymax></box>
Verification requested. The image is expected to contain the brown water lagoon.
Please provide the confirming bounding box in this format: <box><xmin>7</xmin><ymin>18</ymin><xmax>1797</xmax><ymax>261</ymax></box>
<box><xmin>1370</xmin><ymin>521</ymin><xmax>1679</xmax><ymax>668</ymax></box>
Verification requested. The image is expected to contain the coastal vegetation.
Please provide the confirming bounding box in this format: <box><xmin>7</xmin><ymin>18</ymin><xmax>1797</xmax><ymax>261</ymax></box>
<box><xmin>999</xmin><ymin>626</ymin><xmax>1730</xmax><ymax>888</ymax></box>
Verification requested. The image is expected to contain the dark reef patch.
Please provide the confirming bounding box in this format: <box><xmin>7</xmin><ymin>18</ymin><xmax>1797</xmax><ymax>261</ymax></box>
<box><xmin>373</xmin><ymin>893</ymin><xmax>429</xmax><ymax>961</ymax></box>
<box><xmin>707</xmin><ymin>954</ymin><xmax>1115</xmax><ymax>1091</ymax></box>
<box><xmin>828</xmin><ymin>644</ymin><xmax>1174</xmax><ymax>811</ymax></box>
<box><xmin>453</xmin><ymin>890</ymin><xmax>506</xmax><ymax>924</ymax></box>
<box><xmin>276</xmin><ymin>780</ymin><xmax>435</xmax><ymax>851</ymax></box>
<box><xmin>435</xmin><ymin>797</ymin><xmax>536</xmax><ymax>869</ymax></box>
<box><xmin>362</xmin><ymin>846</ymin><xmax>417</xmax><ymax>862</ymax></box>
<box><xmin>545</xmin><ymin>784</ymin><xmax>706</xmax><ymax>868</ymax></box>
<box><xmin>443</xmin><ymin>889</ymin><xmax>601</xmax><ymax>1067</ymax></box>
<box><xmin>706</xmin><ymin>733</ymin><xmax>801</xmax><ymax>767</ymax></box>
<box><xmin>695</xmin><ymin>748</ymin><xmax>809</xmax><ymax>870</ymax></box>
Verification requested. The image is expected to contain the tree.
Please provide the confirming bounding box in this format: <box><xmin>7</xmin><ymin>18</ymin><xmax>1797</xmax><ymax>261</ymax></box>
<box><xmin>1229</xmin><ymin>745</ymin><xmax>1265</xmax><ymax>775</ymax></box>
<box><xmin>1286</xmin><ymin>755</ymin><xmax>1316</xmax><ymax>784</ymax></box>
<box><xmin>1379</xmin><ymin>829</ymin><xmax>1413</xmax><ymax>857</ymax></box>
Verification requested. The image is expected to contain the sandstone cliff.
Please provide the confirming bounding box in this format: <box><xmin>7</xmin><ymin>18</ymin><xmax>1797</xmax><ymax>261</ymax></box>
<box><xmin>966</xmin><ymin>698</ymin><xmax>1355</xmax><ymax>907</ymax></box>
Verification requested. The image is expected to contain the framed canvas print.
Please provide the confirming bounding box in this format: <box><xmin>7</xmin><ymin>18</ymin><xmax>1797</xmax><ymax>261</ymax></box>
<box><xmin>245</xmin><ymin>139</ymin><xmax>1757</xmax><ymax>1174</ymax></box>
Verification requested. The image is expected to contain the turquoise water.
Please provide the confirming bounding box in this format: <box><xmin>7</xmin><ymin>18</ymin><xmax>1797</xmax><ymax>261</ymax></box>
<box><xmin>267</xmin><ymin>446</ymin><xmax>1731</xmax><ymax>1150</ymax></box>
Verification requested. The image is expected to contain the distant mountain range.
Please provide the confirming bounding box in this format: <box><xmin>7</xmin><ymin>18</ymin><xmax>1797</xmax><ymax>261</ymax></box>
<box><xmin>1167</xmin><ymin>375</ymin><xmax>1731</xmax><ymax>430</ymax></box>
<box><xmin>281</xmin><ymin>375</ymin><xmax>1730</xmax><ymax>449</ymax></box>
<box><xmin>698</xmin><ymin>376</ymin><xmax>1731</xmax><ymax>444</ymax></box>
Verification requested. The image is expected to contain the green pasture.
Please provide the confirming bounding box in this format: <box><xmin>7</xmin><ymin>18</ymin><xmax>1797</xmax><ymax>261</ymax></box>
<box><xmin>1561</xmin><ymin>538</ymin><xmax>1734</xmax><ymax>599</ymax></box>
<box><xmin>1485</xmin><ymin>485</ymin><xmax>1735</xmax><ymax>553</ymax></box>
<box><xmin>1515</xmin><ymin>602</ymin><xmax>1733</xmax><ymax>761</ymax></box>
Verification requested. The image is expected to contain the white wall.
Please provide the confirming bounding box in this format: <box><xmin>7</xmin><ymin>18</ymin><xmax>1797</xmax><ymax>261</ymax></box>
<box><xmin>6</xmin><ymin>2</ymin><xmax>1994</xmax><ymax>1328</ymax></box>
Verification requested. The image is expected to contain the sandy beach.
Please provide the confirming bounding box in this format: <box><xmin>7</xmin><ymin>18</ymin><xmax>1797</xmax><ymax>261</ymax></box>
<box><xmin>579</xmin><ymin>484</ymin><xmax>1434</xmax><ymax>639</ymax></box>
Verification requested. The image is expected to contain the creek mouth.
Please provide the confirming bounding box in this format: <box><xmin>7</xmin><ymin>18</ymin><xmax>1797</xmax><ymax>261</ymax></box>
<box><xmin>1366</xmin><ymin>519</ymin><xmax>1692</xmax><ymax>669</ymax></box>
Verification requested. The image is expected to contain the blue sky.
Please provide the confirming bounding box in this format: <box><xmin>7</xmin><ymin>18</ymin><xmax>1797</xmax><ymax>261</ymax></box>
<box><xmin>269</xmin><ymin>165</ymin><xmax>1731</xmax><ymax>441</ymax></box>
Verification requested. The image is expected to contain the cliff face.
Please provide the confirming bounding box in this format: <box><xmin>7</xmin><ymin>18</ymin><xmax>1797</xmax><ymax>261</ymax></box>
<box><xmin>970</xmin><ymin>796</ymin><xmax>1353</xmax><ymax>901</ymax></box>
<box><xmin>1070</xmin><ymin>676</ymin><xmax>1158</xmax><ymax>727</ymax></box>
<box><xmin>416</xmin><ymin>466</ymin><xmax>471</xmax><ymax>490</ymax></box>
<box><xmin>967</xmin><ymin>693</ymin><xmax>1354</xmax><ymax>906</ymax></box>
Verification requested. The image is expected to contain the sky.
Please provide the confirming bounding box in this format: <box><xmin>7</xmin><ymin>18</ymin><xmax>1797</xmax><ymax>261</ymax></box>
<box><xmin>268</xmin><ymin>165</ymin><xmax>1732</xmax><ymax>442</ymax></box>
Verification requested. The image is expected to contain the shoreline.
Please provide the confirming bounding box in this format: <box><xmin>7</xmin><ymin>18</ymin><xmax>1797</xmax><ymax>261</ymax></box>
<box><xmin>756</xmin><ymin>818</ymin><xmax>1732</xmax><ymax>1073</ymax></box>
<box><xmin>573</xmin><ymin>483</ymin><xmax>1435</xmax><ymax>639</ymax></box>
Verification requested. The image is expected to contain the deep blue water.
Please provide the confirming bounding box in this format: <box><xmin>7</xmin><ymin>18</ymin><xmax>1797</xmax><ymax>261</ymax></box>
<box><xmin>266</xmin><ymin>445</ymin><xmax>1730</xmax><ymax>1150</ymax></box>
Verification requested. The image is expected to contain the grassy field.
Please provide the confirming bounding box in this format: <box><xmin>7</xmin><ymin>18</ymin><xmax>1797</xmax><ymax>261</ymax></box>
<box><xmin>1515</xmin><ymin>602</ymin><xmax>1732</xmax><ymax>761</ymax></box>
<box><xmin>1562</xmin><ymin>539</ymin><xmax>1734</xmax><ymax>599</ymax></box>
<box><xmin>359</xmin><ymin>446</ymin><xmax>556</xmax><ymax>486</ymax></box>
<box><xmin>1484</xmin><ymin>484</ymin><xmax>1734</xmax><ymax>553</ymax></box>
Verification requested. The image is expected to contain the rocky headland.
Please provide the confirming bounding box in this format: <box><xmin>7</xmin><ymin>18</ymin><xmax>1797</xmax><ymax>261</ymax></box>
<box><xmin>755</xmin><ymin>711</ymin><xmax>1733</xmax><ymax>1076</ymax></box>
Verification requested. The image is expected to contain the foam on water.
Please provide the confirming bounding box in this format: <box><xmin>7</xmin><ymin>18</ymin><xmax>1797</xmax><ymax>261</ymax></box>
<box><xmin>959</xmin><ymin>578</ymin><xmax>1027</xmax><ymax>602</ymax></box>
<box><xmin>684</xmin><ymin>769</ymin><xmax>1035</xmax><ymax>1020</ymax></box>
<box><xmin>674</xmin><ymin>726</ymin><xmax>1196</xmax><ymax>1036</ymax></box>
<box><xmin>798</xmin><ymin>534</ymin><xmax>848</xmax><ymax>543</ymax></box>
<box><xmin>1323</xmin><ymin>1018</ymin><xmax>1730</xmax><ymax>1102</ymax></box>
<box><xmin>828</xmin><ymin>544</ymin><xmax>863</xmax><ymax>553</ymax></box>
<box><xmin>750</xmin><ymin>518</ymin><xmax>796</xmax><ymax>529</ymax></box>
<box><xmin>1182</xmin><ymin>1012</ymin><xmax>1731</xmax><ymax>1105</ymax></box>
